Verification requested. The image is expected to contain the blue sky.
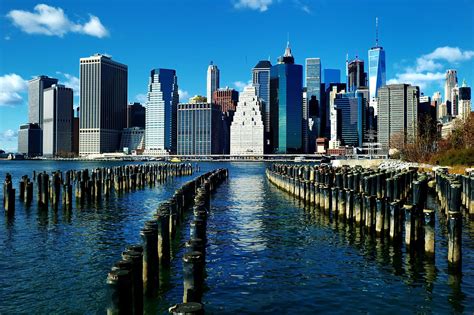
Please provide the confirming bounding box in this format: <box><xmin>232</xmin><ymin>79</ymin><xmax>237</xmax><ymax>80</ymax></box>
<box><xmin>1</xmin><ymin>0</ymin><xmax>473</xmax><ymax>151</ymax></box>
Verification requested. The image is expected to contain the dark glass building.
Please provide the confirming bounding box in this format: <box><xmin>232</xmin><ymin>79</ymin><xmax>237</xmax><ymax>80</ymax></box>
<box><xmin>334</xmin><ymin>91</ymin><xmax>365</xmax><ymax>147</ymax></box>
<box><xmin>127</xmin><ymin>102</ymin><xmax>146</xmax><ymax>128</ymax></box>
<box><xmin>252</xmin><ymin>60</ymin><xmax>272</xmax><ymax>152</ymax></box>
<box><xmin>270</xmin><ymin>42</ymin><xmax>303</xmax><ymax>153</ymax></box>
<box><xmin>17</xmin><ymin>123</ymin><xmax>42</xmax><ymax>157</ymax></box>
<box><xmin>347</xmin><ymin>58</ymin><xmax>367</xmax><ymax>92</ymax></box>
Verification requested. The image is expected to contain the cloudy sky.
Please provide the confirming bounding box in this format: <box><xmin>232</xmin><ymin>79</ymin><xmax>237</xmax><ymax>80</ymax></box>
<box><xmin>0</xmin><ymin>0</ymin><xmax>473</xmax><ymax>151</ymax></box>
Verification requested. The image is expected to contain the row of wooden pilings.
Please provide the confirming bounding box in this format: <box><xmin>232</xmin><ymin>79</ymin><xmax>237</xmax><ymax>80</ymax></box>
<box><xmin>266</xmin><ymin>163</ymin><xmax>467</xmax><ymax>272</ymax></box>
<box><xmin>3</xmin><ymin>163</ymin><xmax>194</xmax><ymax>214</ymax></box>
<box><xmin>106</xmin><ymin>168</ymin><xmax>228</xmax><ymax>315</ymax></box>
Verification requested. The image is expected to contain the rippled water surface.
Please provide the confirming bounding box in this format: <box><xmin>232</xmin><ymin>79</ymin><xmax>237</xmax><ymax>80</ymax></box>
<box><xmin>1</xmin><ymin>160</ymin><xmax>473</xmax><ymax>314</ymax></box>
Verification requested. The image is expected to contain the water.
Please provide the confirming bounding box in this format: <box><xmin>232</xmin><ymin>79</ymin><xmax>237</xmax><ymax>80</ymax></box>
<box><xmin>1</xmin><ymin>161</ymin><xmax>473</xmax><ymax>314</ymax></box>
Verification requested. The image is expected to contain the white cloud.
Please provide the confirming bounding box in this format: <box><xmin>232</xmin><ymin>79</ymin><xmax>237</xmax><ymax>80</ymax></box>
<box><xmin>4</xmin><ymin>36</ymin><xmax>10</xmax><ymax>40</ymax></box>
<box><xmin>234</xmin><ymin>0</ymin><xmax>273</xmax><ymax>12</ymax></box>
<box><xmin>234</xmin><ymin>80</ymin><xmax>252</xmax><ymax>91</ymax></box>
<box><xmin>0</xmin><ymin>129</ymin><xmax>19</xmax><ymax>152</ymax></box>
<box><xmin>416</xmin><ymin>46</ymin><xmax>474</xmax><ymax>72</ymax></box>
<box><xmin>6</xmin><ymin>4</ymin><xmax>109</xmax><ymax>38</ymax></box>
<box><xmin>388</xmin><ymin>46</ymin><xmax>474</xmax><ymax>91</ymax></box>
<box><xmin>135</xmin><ymin>93</ymin><xmax>147</xmax><ymax>104</ymax></box>
<box><xmin>179</xmin><ymin>89</ymin><xmax>190</xmax><ymax>103</ymax></box>
<box><xmin>0</xmin><ymin>73</ymin><xmax>27</xmax><ymax>106</ymax></box>
<box><xmin>56</xmin><ymin>72</ymin><xmax>79</xmax><ymax>95</ymax></box>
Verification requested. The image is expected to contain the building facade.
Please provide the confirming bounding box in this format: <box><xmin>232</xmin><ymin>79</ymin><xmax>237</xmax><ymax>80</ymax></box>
<box><xmin>28</xmin><ymin>75</ymin><xmax>58</xmax><ymax>128</ymax></box>
<box><xmin>458</xmin><ymin>80</ymin><xmax>471</xmax><ymax>120</ymax></box>
<box><xmin>145</xmin><ymin>69</ymin><xmax>179</xmax><ymax>154</ymax></box>
<box><xmin>17</xmin><ymin>123</ymin><xmax>42</xmax><ymax>157</ymax></box>
<box><xmin>230</xmin><ymin>86</ymin><xmax>264</xmax><ymax>155</ymax></box>
<box><xmin>270</xmin><ymin>42</ymin><xmax>303</xmax><ymax>153</ymax></box>
<box><xmin>334</xmin><ymin>91</ymin><xmax>365</xmax><ymax>147</ymax></box>
<box><xmin>213</xmin><ymin>88</ymin><xmax>239</xmax><ymax>113</ymax></box>
<box><xmin>368</xmin><ymin>46</ymin><xmax>386</xmax><ymax>115</ymax></box>
<box><xmin>305</xmin><ymin>58</ymin><xmax>321</xmax><ymax>153</ymax></box>
<box><xmin>120</xmin><ymin>127</ymin><xmax>145</xmax><ymax>153</ymax></box>
<box><xmin>79</xmin><ymin>54</ymin><xmax>128</xmax><ymax>155</ymax></box>
<box><xmin>177</xmin><ymin>103</ymin><xmax>224</xmax><ymax>155</ymax></box>
<box><xmin>207</xmin><ymin>62</ymin><xmax>220</xmax><ymax>103</ymax></box>
<box><xmin>43</xmin><ymin>84</ymin><xmax>73</xmax><ymax>156</ymax></box>
<box><xmin>347</xmin><ymin>58</ymin><xmax>367</xmax><ymax>92</ymax></box>
<box><xmin>377</xmin><ymin>84</ymin><xmax>420</xmax><ymax>150</ymax></box>
<box><xmin>252</xmin><ymin>60</ymin><xmax>272</xmax><ymax>151</ymax></box>
<box><xmin>444</xmin><ymin>69</ymin><xmax>458</xmax><ymax>111</ymax></box>
<box><xmin>127</xmin><ymin>102</ymin><xmax>146</xmax><ymax>128</ymax></box>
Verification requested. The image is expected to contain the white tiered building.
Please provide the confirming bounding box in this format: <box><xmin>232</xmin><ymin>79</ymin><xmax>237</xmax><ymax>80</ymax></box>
<box><xmin>230</xmin><ymin>86</ymin><xmax>264</xmax><ymax>155</ymax></box>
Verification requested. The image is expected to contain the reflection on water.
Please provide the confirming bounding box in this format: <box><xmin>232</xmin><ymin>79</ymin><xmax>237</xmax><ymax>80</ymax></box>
<box><xmin>0</xmin><ymin>161</ymin><xmax>473</xmax><ymax>313</ymax></box>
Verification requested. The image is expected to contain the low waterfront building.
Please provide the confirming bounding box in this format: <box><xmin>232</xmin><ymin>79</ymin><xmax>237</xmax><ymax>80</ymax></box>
<box><xmin>120</xmin><ymin>127</ymin><xmax>145</xmax><ymax>154</ymax></box>
<box><xmin>230</xmin><ymin>86</ymin><xmax>264</xmax><ymax>155</ymax></box>
<box><xmin>17</xmin><ymin>123</ymin><xmax>42</xmax><ymax>157</ymax></box>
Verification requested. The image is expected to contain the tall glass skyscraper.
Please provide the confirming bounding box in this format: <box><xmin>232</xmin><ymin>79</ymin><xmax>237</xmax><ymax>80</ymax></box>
<box><xmin>145</xmin><ymin>68</ymin><xmax>179</xmax><ymax>154</ymax></box>
<box><xmin>305</xmin><ymin>58</ymin><xmax>321</xmax><ymax>153</ymax></box>
<box><xmin>270</xmin><ymin>42</ymin><xmax>303</xmax><ymax>153</ymax></box>
<box><xmin>207</xmin><ymin>62</ymin><xmax>220</xmax><ymax>103</ymax></box>
<box><xmin>334</xmin><ymin>91</ymin><xmax>365</xmax><ymax>147</ymax></box>
<box><xmin>368</xmin><ymin>18</ymin><xmax>386</xmax><ymax>116</ymax></box>
<box><xmin>252</xmin><ymin>60</ymin><xmax>272</xmax><ymax>151</ymax></box>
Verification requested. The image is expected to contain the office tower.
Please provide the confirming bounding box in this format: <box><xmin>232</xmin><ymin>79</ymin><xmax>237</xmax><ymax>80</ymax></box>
<box><xmin>72</xmin><ymin>116</ymin><xmax>79</xmax><ymax>155</ymax></box>
<box><xmin>432</xmin><ymin>91</ymin><xmax>443</xmax><ymax>120</ymax></box>
<box><xmin>145</xmin><ymin>68</ymin><xmax>179</xmax><ymax>154</ymax></box>
<box><xmin>323</xmin><ymin>69</ymin><xmax>341</xmax><ymax>85</ymax></box>
<box><xmin>451</xmin><ymin>85</ymin><xmax>459</xmax><ymax>117</ymax></box>
<box><xmin>377</xmin><ymin>84</ymin><xmax>420</xmax><ymax>150</ymax></box>
<box><xmin>334</xmin><ymin>91</ymin><xmax>365</xmax><ymax>147</ymax></box>
<box><xmin>207</xmin><ymin>62</ymin><xmax>220</xmax><ymax>102</ymax></box>
<box><xmin>459</xmin><ymin>80</ymin><xmax>471</xmax><ymax>120</ymax></box>
<box><xmin>17</xmin><ymin>123</ymin><xmax>42</xmax><ymax>157</ymax></box>
<box><xmin>213</xmin><ymin>87</ymin><xmax>239</xmax><ymax>113</ymax></box>
<box><xmin>230</xmin><ymin>86</ymin><xmax>264</xmax><ymax>155</ymax></box>
<box><xmin>252</xmin><ymin>60</ymin><xmax>272</xmax><ymax>151</ymax></box>
<box><xmin>327</xmin><ymin>83</ymin><xmax>347</xmax><ymax>141</ymax></box>
<box><xmin>79</xmin><ymin>54</ymin><xmax>128</xmax><ymax>155</ymax></box>
<box><xmin>43</xmin><ymin>84</ymin><xmax>73</xmax><ymax>156</ymax></box>
<box><xmin>305</xmin><ymin>58</ymin><xmax>321</xmax><ymax>153</ymax></box>
<box><xmin>120</xmin><ymin>127</ymin><xmax>145</xmax><ymax>153</ymax></box>
<box><xmin>270</xmin><ymin>42</ymin><xmax>303</xmax><ymax>153</ymax></box>
<box><xmin>368</xmin><ymin>17</ymin><xmax>386</xmax><ymax>115</ymax></box>
<box><xmin>177</xmin><ymin>103</ymin><xmax>224</xmax><ymax>155</ymax></box>
<box><xmin>189</xmin><ymin>95</ymin><xmax>207</xmax><ymax>103</ymax></box>
<box><xmin>127</xmin><ymin>102</ymin><xmax>146</xmax><ymax>128</ymax></box>
<box><xmin>347</xmin><ymin>58</ymin><xmax>367</xmax><ymax>92</ymax></box>
<box><xmin>444</xmin><ymin>69</ymin><xmax>458</xmax><ymax>106</ymax></box>
<box><xmin>28</xmin><ymin>75</ymin><xmax>58</xmax><ymax>127</ymax></box>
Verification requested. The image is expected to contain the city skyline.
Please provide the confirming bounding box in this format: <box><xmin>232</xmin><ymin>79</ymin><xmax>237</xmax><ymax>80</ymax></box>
<box><xmin>1</xmin><ymin>0</ymin><xmax>474</xmax><ymax>151</ymax></box>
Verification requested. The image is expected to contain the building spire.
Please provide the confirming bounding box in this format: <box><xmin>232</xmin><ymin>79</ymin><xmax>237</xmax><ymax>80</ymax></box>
<box><xmin>375</xmin><ymin>17</ymin><xmax>379</xmax><ymax>47</ymax></box>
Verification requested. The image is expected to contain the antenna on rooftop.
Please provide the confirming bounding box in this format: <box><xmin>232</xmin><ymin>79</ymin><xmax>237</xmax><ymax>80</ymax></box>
<box><xmin>375</xmin><ymin>17</ymin><xmax>379</xmax><ymax>47</ymax></box>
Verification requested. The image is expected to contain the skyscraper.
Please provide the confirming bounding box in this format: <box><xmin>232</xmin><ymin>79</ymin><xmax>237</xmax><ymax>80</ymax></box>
<box><xmin>459</xmin><ymin>80</ymin><xmax>471</xmax><ymax>120</ymax></box>
<box><xmin>451</xmin><ymin>84</ymin><xmax>460</xmax><ymax>117</ymax></box>
<box><xmin>445</xmin><ymin>69</ymin><xmax>458</xmax><ymax>107</ymax></box>
<box><xmin>17</xmin><ymin>123</ymin><xmax>42</xmax><ymax>157</ymax></box>
<box><xmin>79</xmin><ymin>54</ymin><xmax>128</xmax><ymax>155</ymax></box>
<box><xmin>334</xmin><ymin>91</ymin><xmax>366</xmax><ymax>147</ymax></box>
<box><xmin>252</xmin><ymin>60</ymin><xmax>272</xmax><ymax>151</ymax></box>
<box><xmin>127</xmin><ymin>102</ymin><xmax>146</xmax><ymax>128</ymax></box>
<box><xmin>368</xmin><ymin>17</ymin><xmax>386</xmax><ymax>116</ymax></box>
<box><xmin>305</xmin><ymin>58</ymin><xmax>321</xmax><ymax>153</ymax></box>
<box><xmin>377</xmin><ymin>84</ymin><xmax>420</xmax><ymax>150</ymax></box>
<box><xmin>347</xmin><ymin>58</ymin><xmax>367</xmax><ymax>92</ymax></box>
<box><xmin>207</xmin><ymin>62</ymin><xmax>220</xmax><ymax>102</ymax></box>
<box><xmin>230</xmin><ymin>86</ymin><xmax>264</xmax><ymax>155</ymax></box>
<box><xmin>270</xmin><ymin>42</ymin><xmax>303</xmax><ymax>153</ymax></box>
<box><xmin>328</xmin><ymin>85</ymin><xmax>346</xmax><ymax>141</ymax></box>
<box><xmin>177</xmin><ymin>103</ymin><xmax>224</xmax><ymax>155</ymax></box>
<box><xmin>43</xmin><ymin>84</ymin><xmax>73</xmax><ymax>156</ymax></box>
<box><xmin>145</xmin><ymin>69</ymin><xmax>179</xmax><ymax>154</ymax></box>
<box><xmin>213</xmin><ymin>88</ymin><xmax>239</xmax><ymax>113</ymax></box>
<box><xmin>28</xmin><ymin>75</ymin><xmax>58</xmax><ymax>128</ymax></box>
<box><xmin>323</xmin><ymin>69</ymin><xmax>341</xmax><ymax>85</ymax></box>
<box><xmin>432</xmin><ymin>91</ymin><xmax>443</xmax><ymax>120</ymax></box>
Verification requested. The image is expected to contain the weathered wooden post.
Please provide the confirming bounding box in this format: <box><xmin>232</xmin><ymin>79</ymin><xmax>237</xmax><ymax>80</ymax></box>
<box><xmin>182</xmin><ymin>251</ymin><xmax>204</xmax><ymax>303</ymax></box>
<box><xmin>157</xmin><ymin>212</ymin><xmax>171</xmax><ymax>268</ymax></box>
<box><xmin>168</xmin><ymin>302</ymin><xmax>204</xmax><ymax>315</ymax></box>
<box><xmin>375</xmin><ymin>198</ymin><xmax>385</xmax><ymax>236</ymax></box>
<box><xmin>404</xmin><ymin>205</ymin><xmax>415</xmax><ymax>248</ymax></box>
<box><xmin>141</xmin><ymin>222</ymin><xmax>158</xmax><ymax>296</ymax></box>
<box><xmin>122</xmin><ymin>249</ymin><xmax>143</xmax><ymax>315</ymax></box>
<box><xmin>389</xmin><ymin>201</ymin><xmax>400</xmax><ymax>241</ymax></box>
<box><xmin>423</xmin><ymin>209</ymin><xmax>435</xmax><ymax>257</ymax></box>
<box><xmin>448</xmin><ymin>211</ymin><xmax>462</xmax><ymax>271</ymax></box>
<box><xmin>106</xmin><ymin>269</ymin><xmax>133</xmax><ymax>315</ymax></box>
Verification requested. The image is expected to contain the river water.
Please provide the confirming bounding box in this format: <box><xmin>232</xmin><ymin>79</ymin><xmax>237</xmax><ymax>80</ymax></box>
<box><xmin>0</xmin><ymin>160</ymin><xmax>473</xmax><ymax>314</ymax></box>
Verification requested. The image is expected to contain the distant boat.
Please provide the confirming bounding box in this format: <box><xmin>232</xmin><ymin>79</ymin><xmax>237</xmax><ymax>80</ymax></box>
<box><xmin>170</xmin><ymin>157</ymin><xmax>182</xmax><ymax>163</ymax></box>
<box><xmin>294</xmin><ymin>156</ymin><xmax>305</xmax><ymax>163</ymax></box>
